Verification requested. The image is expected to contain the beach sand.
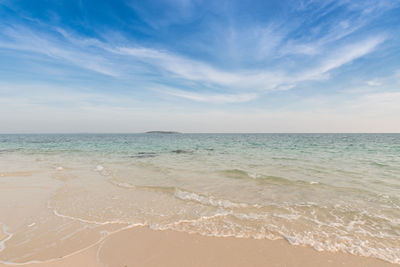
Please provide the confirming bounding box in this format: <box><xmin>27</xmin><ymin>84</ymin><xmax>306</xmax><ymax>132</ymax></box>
<box><xmin>0</xmin><ymin>226</ymin><xmax>7</xmax><ymax>243</ymax></box>
<box><xmin>1</xmin><ymin>226</ymin><xmax>395</xmax><ymax>267</ymax></box>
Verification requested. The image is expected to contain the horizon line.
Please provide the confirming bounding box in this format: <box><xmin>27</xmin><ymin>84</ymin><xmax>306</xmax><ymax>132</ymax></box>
<box><xmin>0</xmin><ymin>132</ymin><xmax>399</xmax><ymax>135</ymax></box>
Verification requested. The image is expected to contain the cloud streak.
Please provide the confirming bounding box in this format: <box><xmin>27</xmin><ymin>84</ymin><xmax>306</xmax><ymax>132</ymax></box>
<box><xmin>0</xmin><ymin>26</ymin><xmax>119</xmax><ymax>76</ymax></box>
<box><xmin>299</xmin><ymin>36</ymin><xmax>385</xmax><ymax>80</ymax></box>
<box><xmin>0</xmin><ymin>22</ymin><xmax>386</xmax><ymax>104</ymax></box>
<box><xmin>113</xmin><ymin>34</ymin><xmax>385</xmax><ymax>97</ymax></box>
<box><xmin>160</xmin><ymin>88</ymin><xmax>258</xmax><ymax>104</ymax></box>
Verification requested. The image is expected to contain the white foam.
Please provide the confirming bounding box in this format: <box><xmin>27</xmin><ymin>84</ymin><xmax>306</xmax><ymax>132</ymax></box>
<box><xmin>95</xmin><ymin>165</ymin><xmax>104</xmax><ymax>172</ymax></box>
<box><xmin>174</xmin><ymin>189</ymin><xmax>248</xmax><ymax>209</ymax></box>
<box><xmin>110</xmin><ymin>180</ymin><xmax>136</xmax><ymax>189</ymax></box>
<box><xmin>51</xmin><ymin>207</ymin><xmax>134</xmax><ymax>226</ymax></box>
<box><xmin>55</xmin><ymin>166</ymin><xmax>64</xmax><ymax>171</ymax></box>
<box><xmin>0</xmin><ymin>223</ymin><xmax>13</xmax><ymax>252</ymax></box>
<box><xmin>248</xmin><ymin>173</ymin><xmax>260</xmax><ymax>179</ymax></box>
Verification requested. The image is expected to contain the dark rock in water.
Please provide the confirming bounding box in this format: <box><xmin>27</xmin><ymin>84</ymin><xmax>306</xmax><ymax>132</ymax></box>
<box><xmin>129</xmin><ymin>152</ymin><xmax>157</xmax><ymax>158</ymax></box>
<box><xmin>129</xmin><ymin>155</ymin><xmax>157</xmax><ymax>158</ymax></box>
<box><xmin>171</xmin><ymin>149</ymin><xmax>192</xmax><ymax>154</ymax></box>
<box><xmin>138</xmin><ymin>152</ymin><xmax>157</xmax><ymax>155</ymax></box>
<box><xmin>145</xmin><ymin>131</ymin><xmax>181</xmax><ymax>134</ymax></box>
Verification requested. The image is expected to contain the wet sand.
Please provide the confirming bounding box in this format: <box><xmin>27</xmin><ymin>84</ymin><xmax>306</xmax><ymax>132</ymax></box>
<box><xmin>0</xmin><ymin>226</ymin><xmax>7</xmax><ymax>243</ymax></box>
<box><xmin>0</xmin><ymin>227</ymin><xmax>7</xmax><ymax>241</ymax></box>
<box><xmin>1</xmin><ymin>226</ymin><xmax>396</xmax><ymax>267</ymax></box>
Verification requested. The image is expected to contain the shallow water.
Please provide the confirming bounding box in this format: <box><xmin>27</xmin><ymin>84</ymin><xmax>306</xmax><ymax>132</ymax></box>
<box><xmin>0</xmin><ymin>134</ymin><xmax>399</xmax><ymax>264</ymax></box>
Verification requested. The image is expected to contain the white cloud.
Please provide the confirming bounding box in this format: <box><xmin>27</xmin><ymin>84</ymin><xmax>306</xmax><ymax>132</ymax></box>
<box><xmin>320</xmin><ymin>37</ymin><xmax>384</xmax><ymax>72</ymax></box>
<box><xmin>161</xmin><ymin>88</ymin><xmax>258</xmax><ymax>104</ymax></box>
<box><xmin>115</xmin><ymin>35</ymin><xmax>384</xmax><ymax>95</ymax></box>
<box><xmin>114</xmin><ymin>46</ymin><xmax>289</xmax><ymax>91</ymax></box>
<box><xmin>0</xmin><ymin>26</ymin><xmax>119</xmax><ymax>76</ymax></box>
<box><xmin>299</xmin><ymin>36</ymin><xmax>385</xmax><ymax>80</ymax></box>
<box><xmin>0</xmin><ymin>25</ymin><xmax>386</xmax><ymax>105</ymax></box>
<box><xmin>349</xmin><ymin>92</ymin><xmax>400</xmax><ymax>114</ymax></box>
<box><xmin>366</xmin><ymin>80</ymin><xmax>381</xmax><ymax>86</ymax></box>
<box><xmin>0</xmin><ymin>82</ymin><xmax>137</xmax><ymax>108</ymax></box>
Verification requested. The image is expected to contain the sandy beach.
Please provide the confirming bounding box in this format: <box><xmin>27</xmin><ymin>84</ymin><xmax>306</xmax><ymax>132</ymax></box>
<box><xmin>0</xmin><ymin>226</ymin><xmax>396</xmax><ymax>267</ymax></box>
<box><xmin>1</xmin><ymin>134</ymin><xmax>400</xmax><ymax>266</ymax></box>
<box><xmin>0</xmin><ymin>226</ymin><xmax>6</xmax><ymax>242</ymax></box>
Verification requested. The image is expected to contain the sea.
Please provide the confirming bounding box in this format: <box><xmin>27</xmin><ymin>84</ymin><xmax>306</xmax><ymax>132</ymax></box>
<box><xmin>0</xmin><ymin>133</ymin><xmax>399</xmax><ymax>264</ymax></box>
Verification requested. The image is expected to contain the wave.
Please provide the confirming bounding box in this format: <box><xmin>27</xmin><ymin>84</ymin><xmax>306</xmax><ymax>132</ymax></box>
<box><xmin>87</xmin><ymin>172</ymin><xmax>400</xmax><ymax>264</ymax></box>
<box><xmin>156</xmin><ymin>211</ymin><xmax>400</xmax><ymax>264</ymax></box>
<box><xmin>219</xmin><ymin>169</ymin><xmax>316</xmax><ymax>186</ymax></box>
<box><xmin>109</xmin><ymin>180</ymin><xmax>177</xmax><ymax>194</ymax></box>
<box><xmin>0</xmin><ymin>223</ymin><xmax>13</xmax><ymax>252</ymax></box>
<box><xmin>218</xmin><ymin>169</ymin><xmax>400</xmax><ymax>203</ymax></box>
<box><xmin>108</xmin><ymin>178</ymin><xmax>255</xmax><ymax>209</ymax></box>
<box><xmin>51</xmin><ymin>209</ymin><xmax>133</xmax><ymax>226</ymax></box>
<box><xmin>28</xmin><ymin>198</ymin><xmax>400</xmax><ymax>265</ymax></box>
<box><xmin>174</xmin><ymin>189</ymin><xmax>251</xmax><ymax>209</ymax></box>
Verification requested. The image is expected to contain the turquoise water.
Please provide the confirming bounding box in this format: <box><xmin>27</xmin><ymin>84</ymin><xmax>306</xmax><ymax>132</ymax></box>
<box><xmin>0</xmin><ymin>134</ymin><xmax>399</xmax><ymax>263</ymax></box>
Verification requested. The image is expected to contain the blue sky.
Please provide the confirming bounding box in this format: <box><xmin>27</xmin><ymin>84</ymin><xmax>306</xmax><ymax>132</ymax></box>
<box><xmin>0</xmin><ymin>0</ymin><xmax>400</xmax><ymax>132</ymax></box>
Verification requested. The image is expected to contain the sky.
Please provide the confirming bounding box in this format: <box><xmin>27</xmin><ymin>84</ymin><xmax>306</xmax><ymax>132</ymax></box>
<box><xmin>0</xmin><ymin>0</ymin><xmax>400</xmax><ymax>133</ymax></box>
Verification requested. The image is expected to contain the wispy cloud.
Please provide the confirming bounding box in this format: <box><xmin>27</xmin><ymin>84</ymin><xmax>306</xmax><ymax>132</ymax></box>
<box><xmin>115</xmin><ymin>34</ymin><xmax>384</xmax><ymax>95</ymax></box>
<box><xmin>0</xmin><ymin>82</ymin><xmax>137</xmax><ymax>108</ymax></box>
<box><xmin>0</xmin><ymin>24</ymin><xmax>385</xmax><ymax>104</ymax></box>
<box><xmin>161</xmin><ymin>88</ymin><xmax>258</xmax><ymax>104</ymax></box>
<box><xmin>366</xmin><ymin>80</ymin><xmax>381</xmax><ymax>86</ymax></box>
<box><xmin>299</xmin><ymin>36</ymin><xmax>385</xmax><ymax>80</ymax></box>
<box><xmin>114</xmin><ymin>46</ymin><xmax>290</xmax><ymax>91</ymax></box>
<box><xmin>0</xmin><ymin>26</ymin><xmax>119</xmax><ymax>76</ymax></box>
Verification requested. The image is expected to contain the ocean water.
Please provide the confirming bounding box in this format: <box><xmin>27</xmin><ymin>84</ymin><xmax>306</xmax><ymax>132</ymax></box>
<box><xmin>0</xmin><ymin>133</ymin><xmax>399</xmax><ymax>264</ymax></box>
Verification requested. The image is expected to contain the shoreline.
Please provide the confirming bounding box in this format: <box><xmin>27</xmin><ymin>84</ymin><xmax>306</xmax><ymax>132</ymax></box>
<box><xmin>0</xmin><ymin>226</ymin><xmax>396</xmax><ymax>267</ymax></box>
<box><xmin>1</xmin><ymin>134</ymin><xmax>399</xmax><ymax>266</ymax></box>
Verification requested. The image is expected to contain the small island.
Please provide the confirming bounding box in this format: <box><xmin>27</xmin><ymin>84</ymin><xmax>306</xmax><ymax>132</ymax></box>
<box><xmin>145</xmin><ymin>131</ymin><xmax>182</xmax><ymax>134</ymax></box>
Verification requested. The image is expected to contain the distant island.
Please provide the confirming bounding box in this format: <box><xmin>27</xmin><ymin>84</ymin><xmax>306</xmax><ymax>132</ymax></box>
<box><xmin>145</xmin><ymin>131</ymin><xmax>181</xmax><ymax>134</ymax></box>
